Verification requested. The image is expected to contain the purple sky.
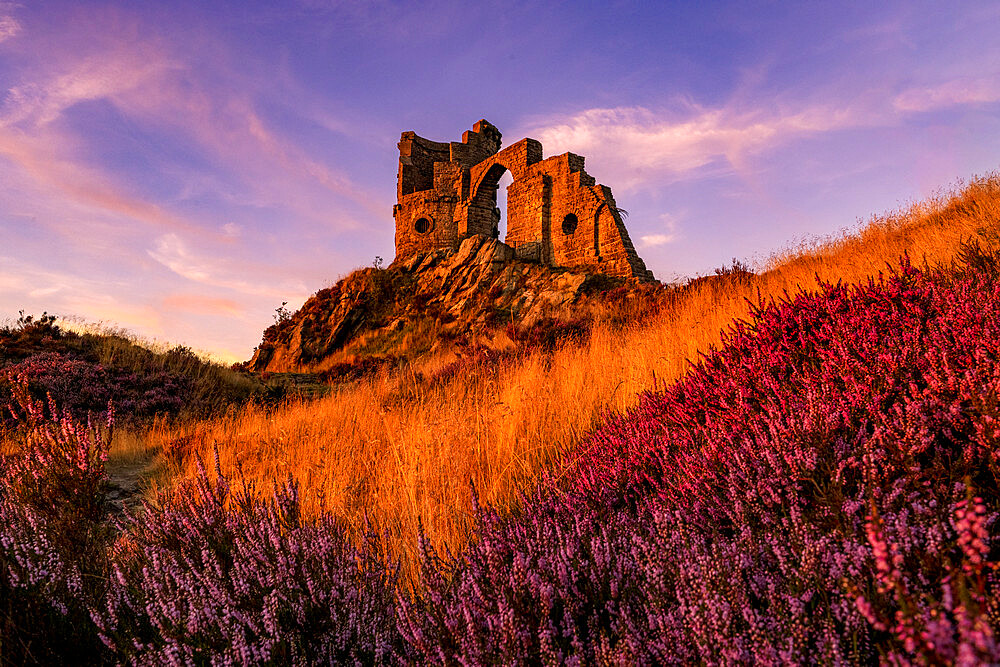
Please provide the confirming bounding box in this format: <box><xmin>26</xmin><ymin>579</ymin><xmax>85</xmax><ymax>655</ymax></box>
<box><xmin>2</xmin><ymin>1</ymin><xmax>1000</xmax><ymax>361</ymax></box>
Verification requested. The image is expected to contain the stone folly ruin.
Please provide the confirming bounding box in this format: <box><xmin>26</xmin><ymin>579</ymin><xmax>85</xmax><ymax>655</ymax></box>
<box><xmin>393</xmin><ymin>120</ymin><xmax>653</xmax><ymax>280</ymax></box>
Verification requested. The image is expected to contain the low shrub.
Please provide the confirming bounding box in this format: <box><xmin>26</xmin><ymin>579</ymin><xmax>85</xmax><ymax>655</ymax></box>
<box><xmin>1</xmin><ymin>352</ymin><xmax>189</xmax><ymax>423</ymax></box>
<box><xmin>96</xmin><ymin>459</ymin><xmax>404</xmax><ymax>664</ymax></box>
<box><xmin>0</xmin><ymin>382</ymin><xmax>112</xmax><ymax>664</ymax></box>
<box><xmin>5</xmin><ymin>251</ymin><xmax>1000</xmax><ymax>662</ymax></box>
<box><xmin>403</xmin><ymin>257</ymin><xmax>1000</xmax><ymax>664</ymax></box>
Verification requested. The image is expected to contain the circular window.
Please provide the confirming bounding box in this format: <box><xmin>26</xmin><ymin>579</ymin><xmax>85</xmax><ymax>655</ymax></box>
<box><xmin>561</xmin><ymin>213</ymin><xmax>579</xmax><ymax>235</ymax></box>
<box><xmin>414</xmin><ymin>217</ymin><xmax>432</xmax><ymax>234</ymax></box>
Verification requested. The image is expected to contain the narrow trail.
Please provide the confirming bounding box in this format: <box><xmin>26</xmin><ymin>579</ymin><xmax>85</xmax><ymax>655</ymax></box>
<box><xmin>105</xmin><ymin>458</ymin><xmax>156</xmax><ymax>517</ymax></box>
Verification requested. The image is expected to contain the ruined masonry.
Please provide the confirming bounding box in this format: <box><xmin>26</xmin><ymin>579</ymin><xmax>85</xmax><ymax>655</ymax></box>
<box><xmin>393</xmin><ymin>119</ymin><xmax>654</xmax><ymax>280</ymax></box>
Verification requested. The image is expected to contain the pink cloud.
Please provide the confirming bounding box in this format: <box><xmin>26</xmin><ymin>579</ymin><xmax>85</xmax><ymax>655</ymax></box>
<box><xmin>147</xmin><ymin>233</ymin><xmax>311</xmax><ymax>300</ymax></box>
<box><xmin>0</xmin><ymin>127</ymin><xmax>201</xmax><ymax>234</ymax></box>
<box><xmin>520</xmin><ymin>104</ymin><xmax>866</xmax><ymax>192</ymax></box>
<box><xmin>162</xmin><ymin>293</ymin><xmax>244</xmax><ymax>317</ymax></box>
<box><xmin>0</xmin><ymin>11</ymin><xmax>19</xmax><ymax>43</ymax></box>
<box><xmin>893</xmin><ymin>76</ymin><xmax>1000</xmax><ymax>112</ymax></box>
<box><xmin>0</xmin><ymin>7</ymin><xmax>384</xmax><ymax>238</ymax></box>
<box><xmin>639</xmin><ymin>213</ymin><xmax>681</xmax><ymax>247</ymax></box>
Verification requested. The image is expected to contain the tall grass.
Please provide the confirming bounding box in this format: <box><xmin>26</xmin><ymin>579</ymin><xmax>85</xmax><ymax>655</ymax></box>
<box><xmin>156</xmin><ymin>173</ymin><xmax>1000</xmax><ymax>574</ymax></box>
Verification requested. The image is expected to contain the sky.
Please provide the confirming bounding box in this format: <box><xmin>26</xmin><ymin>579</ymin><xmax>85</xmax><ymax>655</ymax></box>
<box><xmin>2</xmin><ymin>1</ymin><xmax>1000</xmax><ymax>362</ymax></box>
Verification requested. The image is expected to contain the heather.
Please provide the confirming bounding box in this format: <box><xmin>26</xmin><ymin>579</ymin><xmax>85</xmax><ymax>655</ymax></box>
<box><xmin>4</xmin><ymin>175</ymin><xmax>1000</xmax><ymax>662</ymax></box>
<box><xmin>0</xmin><ymin>256</ymin><xmax>1000</xmax><ymax>664</ymax></box>
<box><xmin>1</xmin><ymin>388</ymin><xmax>403</xmax><ymax>665</ymax></box>
<box><xmin>4</xmin><ymin>253</ymin><xmax>1000</xmax><ymax>662</ymax></box>
<box><xmin>0</xmin><ymin>383</ymin><xmax>113</xmax><ymax>663</ymax></box>
<box><xmin>0</xmin><ymin>313</ymin><xmax>265</xmax><ymax>423</ymax></box>
<box><xmin>160</xmin><ymin>175</ymin><xmax>1000</xmax><ymax>573</ymax></box>
<box><xmin>95</xmin><ymin>461</ymin><xmax>403</xmax><ymax>664</ymax></box>
<box><xmin>398</xmin><ymin>254</ymin><xmax>1000</xmax><ymax>664</ymax></box>
<box><xmin>2</xmin><ymin>352</ymin><xmax>190</xmax><ymax>421</ymax></box>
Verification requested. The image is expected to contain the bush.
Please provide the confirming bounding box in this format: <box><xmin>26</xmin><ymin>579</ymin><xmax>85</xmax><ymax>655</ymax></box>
<box><xmin>5</xmin><ymin>254</ymin><xmax>1000</xmax><ymax>662</ymax></box>
<box><xmin>403</xmin><ymin>258</ymin><xmax>1000</xmax><ymax>664</ymax></box>
<box><xmin>0</xmin><ymin>353</ymin><xmax>190</xmax><ymax>427</ymax></box>
<box><xmin>0</xmin><ymin>382</ymin><xmax>112</xmax><ymax>664</ymax></box>
<box><xmin>95</xmin><ymin>459</ymin><xmax>404</xmax><ymax>664</ymax></box>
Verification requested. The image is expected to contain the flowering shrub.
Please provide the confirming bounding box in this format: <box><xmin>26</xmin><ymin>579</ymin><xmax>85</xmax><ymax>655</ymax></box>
<box><xmin>1</xmin><ymin>352</ymin><xmax>190</xmax><ymax>423</ymax></box>
<box><xmin>403</xmin><ymin>257</ymin><xmax>1000</xmax><ymax>664</ymax></box>
<box><xmin>5</xmin><ymin>254</ymin><xmax>1000</xmax><ymax>662</ymax></box>
<box><xmin>398</xmin><ymin>496</ymin><xmax>653</xmax><ymax>664</ymax></box>
<box><xmin>0</xmin><ymin>382</ymin><xmax>112</xmax><ymax>664</ymax></box>
<box><xmin>3</xmin><ymin>384</ymin><xmax>403</xmax><ymax>663</ymax></box>
<box><xmin>96</xmin><ymin>459</ymin><xmax>404</xmax><ymax>664</ymax></box>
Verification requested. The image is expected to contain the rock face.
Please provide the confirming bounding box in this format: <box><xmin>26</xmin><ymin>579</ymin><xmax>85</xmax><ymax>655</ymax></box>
<box><xmin>248</xmin><ymin>235</ymin><xmax>654</xmax><ymax>374</ymax></box>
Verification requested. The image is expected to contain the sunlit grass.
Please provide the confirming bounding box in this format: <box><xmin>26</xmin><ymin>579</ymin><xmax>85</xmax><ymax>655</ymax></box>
<box><xmin>150</xmin><ymin>172</ymin><xmax>1000</xmax><ymax>575</ymax></box>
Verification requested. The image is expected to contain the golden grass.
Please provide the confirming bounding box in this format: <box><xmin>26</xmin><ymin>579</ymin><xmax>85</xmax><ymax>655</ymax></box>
<box><xmin>152</xmin><ymin>173</ymin><xmax>1000</xmax><ymax>575</ymax></box>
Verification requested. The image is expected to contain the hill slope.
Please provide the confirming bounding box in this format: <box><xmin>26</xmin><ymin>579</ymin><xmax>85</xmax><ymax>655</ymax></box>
<box><xmin>151</xmin><ymin>174</ymin><xmax>1000</xmax><ymax>569</ymax></box>
<box><xmin>6</xmin><ymin>198</ymin><xmax>1000</xmax><ymax>664</ymax></box>
<box><xmin>0</xmin><ymin>314</ymin><xmax>263</xmax><ymax>423</ymax></box>
<box><xmin>401</xmin><ymin>250</ymin><xmax>1000</xmax><ymax>664</ymax></box>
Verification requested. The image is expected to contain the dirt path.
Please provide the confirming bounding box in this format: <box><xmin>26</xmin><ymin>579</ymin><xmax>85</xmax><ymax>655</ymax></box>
<box><xmin>105</xmin><ymin>458</ymin><xmax>155</xmax><ymax>517</ymax></box>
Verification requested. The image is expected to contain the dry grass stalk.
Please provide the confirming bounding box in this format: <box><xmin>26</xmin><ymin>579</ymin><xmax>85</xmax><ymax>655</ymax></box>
<box><xmin>146</xmin><ymin>173</ymin><xmax>1000</xmax><ymax>574</ymax></box>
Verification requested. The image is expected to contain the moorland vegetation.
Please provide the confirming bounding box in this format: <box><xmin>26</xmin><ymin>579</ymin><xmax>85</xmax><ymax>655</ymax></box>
<box><xmin>2</xmin><ymin>174</ymin><xmax>1000</xmax><ymax>663</ymax></box>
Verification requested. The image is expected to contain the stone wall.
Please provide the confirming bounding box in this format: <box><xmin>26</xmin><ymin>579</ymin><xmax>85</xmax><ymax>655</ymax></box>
<box><xmin>392</xmin><ymin>119</ymin><xmax>653</xmax><ymax>281</ymax></box>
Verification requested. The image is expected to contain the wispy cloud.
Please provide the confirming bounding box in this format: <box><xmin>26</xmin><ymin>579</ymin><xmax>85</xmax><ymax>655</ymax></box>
<box><xmin>0</xmin><ymin>11</ymin><xmax>384</xmax><ymax>239</ymax></box>
<box><xmin>162</xmin><ymin>293</ymin><xmax>244</xmax><ymax>317</ymax></box>
<box><xmin>0</xmin><ymin>127</ymin><xmax>201</xmax><ymax>235</ymax></box>
<box><xmin>893</xmin><ymin>75</ymin><xmax>1000</xmax><ymax>112</ymax></box>
<box><xmin>148</xmin><ymin>233</ymin><xmax>309</xmax><ymax>300</ymax></box>
<box><xmin>0</xmin><ymin>14</ymin><xmax>19</xmax><ymax>43</ymax></box>
<box><xmin>0</xmin><ymin>35</ymin><xmax>210</xmax><ymax>236</ymax></box>
<box><xmin>521</xmin><ymin>104</ymin><xmax>864</xmax><ymax>192</ymax></box>
<box><xmin>0</xmin><ymin>256</ymin><xmax>165</xmax><ymax>335</ymax></box>
<box><xmin>640</xmin><ymin>234</ymin><xmax>673</xmax><ymax>247</ymax></box>
<box><xmin>522</xmin><ymin>70</ymin><xmax>1000</xmax><ymax>195</ymax></box>
<box><xmin>639</xmin><ymin>213</ymin><xmax>680</xmax><ymax>247</ymax></box>
<box><xmin>1</xmin><ymin>48</ymin><xmax>176</xmax><ymax>126</ymax></box>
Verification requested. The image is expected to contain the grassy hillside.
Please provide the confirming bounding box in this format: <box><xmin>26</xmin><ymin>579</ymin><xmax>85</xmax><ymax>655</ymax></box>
<box><xmin>149</xmin><ymin>173</ymin><xmax>1000</xmax><ymax>573</ymax></box>
<box><xmin>4</xmin><ymin>172</ymin><xmax>1000</xmax><ymax>663</ymax></box>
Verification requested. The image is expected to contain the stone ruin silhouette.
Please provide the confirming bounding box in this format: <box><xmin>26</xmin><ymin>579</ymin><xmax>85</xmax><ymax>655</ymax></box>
<box><xmin>393</xmin><ymin>120</ymin><xmax>653</xmax><ymax>280</ymax></box>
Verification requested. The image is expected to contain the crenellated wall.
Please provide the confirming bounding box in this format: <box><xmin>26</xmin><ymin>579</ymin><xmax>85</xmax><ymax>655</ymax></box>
<box><xmin>392</xmin><ymin>119</ymin><xmax>653</xmax><ymax>280</ymax></box>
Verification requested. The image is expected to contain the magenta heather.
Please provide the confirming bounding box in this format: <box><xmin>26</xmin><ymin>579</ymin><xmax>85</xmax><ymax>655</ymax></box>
<box><xmin>403</xmin><ymin>257</ymin><xmax>1000</xmax><ymax>664</ymax></box>
<box><xmin>3</xmin><ymin>254</ymin><xmax>1000</xmax><ymax>663</ymax></box>
<box><xmin>95</xmin><ymin>459</ymin><xmax>404</xmax><ymax>664</ymax></box>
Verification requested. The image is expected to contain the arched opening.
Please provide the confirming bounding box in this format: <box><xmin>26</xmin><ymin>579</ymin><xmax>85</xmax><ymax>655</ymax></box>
<box><xmin>414</xmin><ymin>217</ymin><xmax>432</xmax><ymax>234</ymax></box>
<box><xmin>562</xmin><ymin>213</ymin><xmax>579</xmax><ymax>235</ymax></box>
<box><xmin>495</xmin><ymin>170</ymin><xmax>513</xmax><ymax>241</ymax></box>
<box><xmin>470</xmin><ymin>163</ymin><xmax>512</xmax><ymax>241</ymax></box>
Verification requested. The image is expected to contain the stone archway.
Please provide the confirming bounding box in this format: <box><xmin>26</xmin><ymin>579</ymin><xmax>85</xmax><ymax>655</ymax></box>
<box><xmin>468</xmin><ymin>162</ymin><xmax>510</xmax><ymax>239</ymax></box>
<box><xmin>464</xmin><ymin>138</ymin><xmax>543</xmax><ymax>239</ymax></box>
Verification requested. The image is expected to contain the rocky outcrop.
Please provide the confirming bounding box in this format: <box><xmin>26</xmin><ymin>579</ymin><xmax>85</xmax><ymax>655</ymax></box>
<box><xmin>247</xmin><ymin>235</ymin><xmax>657</xmax><ymax>374</ymax></box>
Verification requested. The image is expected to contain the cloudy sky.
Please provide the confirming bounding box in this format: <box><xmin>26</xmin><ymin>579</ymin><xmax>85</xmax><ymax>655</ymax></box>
<box><xmin>2</xmin><ymin>1</ymin><xmax>1000</xmax><ymax>361</ymax></box>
